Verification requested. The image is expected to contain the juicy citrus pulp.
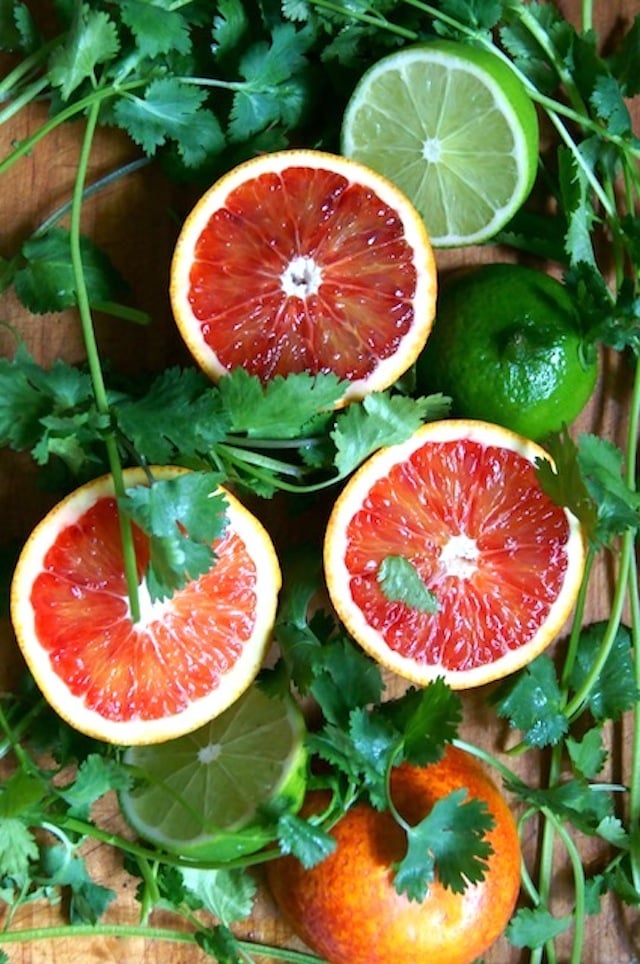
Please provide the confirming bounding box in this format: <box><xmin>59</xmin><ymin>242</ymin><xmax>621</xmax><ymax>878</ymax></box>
<box><xmin>417</xmin><ymin>263</ymin><xmax>598</xmax><ymax>440</ymax></box>
<box><xmin>119</xmin><ymin>685</ymin><xmax>307</xmax><ymax>861</ymax></box>
<box><xmin>170</xmin><ymin>149</ymin><xmax>437</xmax><ymax>402</ymax></box>
<box><xmin>10</xmin><ymin>467</ymin><xmax>281</xmax><ymax>745</ymax></box>
<box><xmin>266</xmin><ymin>745</ymin><xmax>521</xmax><ymax>964</ymax></box>
<box><xmin>341</xmin><ymin>40</ymin><xmax>539</xmax><ymax>247</ymax></box>
<box><xmin>323</xmin><ymin>419</ymin><xmax>585</xmax><ymax>689</ymax></box>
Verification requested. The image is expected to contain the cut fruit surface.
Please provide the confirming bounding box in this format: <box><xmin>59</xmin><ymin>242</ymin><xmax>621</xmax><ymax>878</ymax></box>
<box><xmin>120</xmin><ymin>685</ymin><xmax>307</xmax><ymax>861</ymax></box>
<box><xmin>10</xmin><ymin>467</ymin><xmax>281</xmax><ymax>745</ymax></box>
<box><xmin>341</xmin><ymin>41</ymin><xmax>539</xmax><ymax>247</ymax></box>
<box><xmin>170</xmin><ymin>149</ymin><xmax>437</xmax><ymax>403</ymax></box>
<box><xmin>323</xmin><ymin>420</ymin><xmax>585</xmax><ymax>688</ymax></box>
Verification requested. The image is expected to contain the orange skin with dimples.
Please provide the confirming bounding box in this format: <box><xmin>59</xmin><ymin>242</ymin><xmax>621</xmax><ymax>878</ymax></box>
<box><xmin>266</xmin><ymin>745</ymin><xmax>521</xmax><ymax>964</ymax></box>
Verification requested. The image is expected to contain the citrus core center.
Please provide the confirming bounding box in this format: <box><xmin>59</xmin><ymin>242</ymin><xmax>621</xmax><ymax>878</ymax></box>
<box><xmin>280</xmin><ymin>255</ymin><xmax>322</xmax><ymax>298</ymax></box>
<box><xmin>422</xmin><ymin>137</ymin><xmax>442</xmax><ymax>163</ymax></box>
<box><xmin>198</xmin><ymin>742</ymin><xmax>222</xmax><ymax>764</ymax></box>
<box><xmin>439</xmin><ymin>533</ymin><xmax>480</xmax><ymax>579</ymax></box>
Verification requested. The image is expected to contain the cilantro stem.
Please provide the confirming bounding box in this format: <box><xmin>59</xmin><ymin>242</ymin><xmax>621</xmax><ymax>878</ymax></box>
<box><xmin>542</xmin><ymin>807</ymin><xmax>587</xmax><ymax>964</ymax></box>
<box><xmin>69</xmin><ymin>96</ymin><xmax>141</xmax><ymax>622</ymax></box>
<box><xmin>0</xmin><ymin>79</ymin><xmax>144</xmax><ymax>177</ymax></box>
<box><xmin>0</xmin><ymin>924</ymin><xmax>322</xmax><ymax>961</ymax></box>
<box><xmin>0</xmin><ymin>76</ymin><xmax>49</xmax><ymax>126</ymax></box>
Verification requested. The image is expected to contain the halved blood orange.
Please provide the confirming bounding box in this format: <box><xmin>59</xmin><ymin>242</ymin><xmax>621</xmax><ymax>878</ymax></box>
<box><xmin>323</xmin><ymin>419</ymin><xmax>585</xmax><ymax>688</ymax></box>
<box><xmin>169</xmin><ymin>149</ymin><xmax>437</xmax><ymax>403</ymax></box>
<box><xmin>10</xmin><ymin>467</ymin><xmax>281</xmax><ymax>745</ymax></box>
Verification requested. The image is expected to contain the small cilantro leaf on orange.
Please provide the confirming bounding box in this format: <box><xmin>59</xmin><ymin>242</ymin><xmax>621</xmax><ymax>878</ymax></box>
<box><xmin>121</xmin><ymin>471</ymin><xmax>228</xmax><ymax>598</ymax></box>
<box><xmin>277</xmin><ymin>811</ymin><xmax>337</xmax><ymax>869</ymax></box>
<box><xmin>493</xmin><ymin>656</ymin><xmax>569</xmax><ymax>748</ymax></box>
<box><xmin>394</xmin><ymin>788</ymin><xmax>495</xmax><ymax>901</ymax></box>
<box><xmin>377</xmin><ymin>555</ymin><xmax>440</xmax><ymax>614</ymax></box>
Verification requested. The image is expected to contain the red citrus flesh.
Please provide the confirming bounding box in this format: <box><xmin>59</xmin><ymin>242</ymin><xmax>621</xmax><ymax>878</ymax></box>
<box><xmin>189</xmin><ymin>168</ymin><xmax>418</xmax><ymax>379</ymax></box>
<box><xmin>267</xmin><ymin>745</ymin><xmax>521</xmax><ymax>964</ymax></box>
<box><xmin>346</xmin><ymin>438</ymin><xmax>568</xmax><ymax>668</ymax></box>
<box><xmin>324</xmin><ymin>420</ymin><xmax>585</xmax><ymax>687</ymax></box>
<box><xmin>31</xmin><ymin>497</ymin><xmax>257</xmax><ymax>722</ymax></box>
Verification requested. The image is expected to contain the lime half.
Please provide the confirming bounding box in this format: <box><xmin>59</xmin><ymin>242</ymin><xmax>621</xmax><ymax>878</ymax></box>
<box><xmin>341</xmin><ymin>40</ymin><xmax>539</xmax><ymax>247</ymax></box>
<box><xmin>120</xmin><ymin>686</ymin><xmax>307</xmax><ymax>862</ymax></box>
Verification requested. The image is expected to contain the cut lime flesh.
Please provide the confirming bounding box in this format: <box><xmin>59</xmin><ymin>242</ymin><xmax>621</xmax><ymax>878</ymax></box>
<box><xmin>341</xmin><ymin>40</ymin><xmax>539</xmax><ymax>247</ymax></box>
<box><xmin>120</xmin><ymin>685</ymin><xmax>307</xmax><ymax>859</ymax></box>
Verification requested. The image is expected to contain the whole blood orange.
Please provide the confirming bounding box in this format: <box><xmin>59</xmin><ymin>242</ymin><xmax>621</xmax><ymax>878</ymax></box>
<box><xmin>323</xmin><ymin>418</ymin><xmax>585</xmax><ymax>688</ymax></box>
<box><xmin>10</xmin><ymin>466</ymin><xmax>281</xmax><ymax>745</ymax></box>
<box><xmin>266</xmin><ymin>745</ymin><xmax>521</xmax><ymax>964</ymax></box>
<box><xmin>170</xmin><ymin>149</ymin><xmax>437</xmax><ymax>403</ymax></box>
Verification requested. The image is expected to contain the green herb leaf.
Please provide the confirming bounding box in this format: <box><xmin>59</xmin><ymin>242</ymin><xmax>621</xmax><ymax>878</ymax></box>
<box><xmin>493</xmin><ymin>655</ymin><xmax>569</xmax><ymax>748</ymax></box>
<box><xmin>393</xmin><ymin>788</ymin><xmax>494</xmax><ymax>900</ymax></box>
<box><xmin>565</xmin><ymin>726</ymin><xmax>607</xmax><ymax>779</ymax></box>
<box><xmin>568</xmin><ymin>622</ymin><xmax>639</xmax><ymax>721</ymax></box>
<box><xmin>332</xmin><ymin>392</ymin><xmax>449</xmax><ymax>478</ymax></box>
<box><xmin>277</xmin><ymin>811</ymin><xmax>337</xmax><ymax>868</ymax></box>
<box><xmin>119</xmin><ymin>0</ymin><xmax>192</xmax><ymax>58</ymax></box>
<box><xmin>39</xmin><ymin>844</ymin><xmax>116</xmax><ymax>924</ymax></box>
<box><xmin>14</xmin><ymin>228</ymin><xmax>126</xmax><ymax>314</ymax></box>
<box><xmin>507</xmin><ymin>906</ymin><xmax>573</xmax><ymax>948</ymax></box>
<box><xmin>58</xmin><ymin>753</ymin><xmax>131</xmax><ymax>819</ymax></box>
<box><xmin>377</xmin><ymin>555</ymin><xmax>439</xmax><ymax>614</ymax></box>
<box><xmin>180</xmin><ymin>867</ymin><xmax>256</xmax><ymax>924</ymax></box>
<box><xmin>47</xmin><ymin>4</ymin><xmax>119</xmax><ymax>98</ymax></box>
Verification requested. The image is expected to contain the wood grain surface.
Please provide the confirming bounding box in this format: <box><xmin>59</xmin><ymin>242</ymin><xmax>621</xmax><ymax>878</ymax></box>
<box><xmin>1</xmin><ymin>2</ymin><xmax>639</xmax><ymax>962</ymax></box>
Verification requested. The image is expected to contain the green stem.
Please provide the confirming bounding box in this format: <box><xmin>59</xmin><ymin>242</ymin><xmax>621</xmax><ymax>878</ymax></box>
<box><xmin>0</xmin><ymin>923</ymin><xmax>322</xmax><ymax>960</ymax></box>
<box><xmin>0</xmin><ymin>38</ymin><xmax>59</xmax><ymax>100</ymax></box>
<box><xmin>0</xmin><ymin>79</ymin><xmax>145</xmax><ymax>177</ymax></box>
<box><xmin>544</xmin><ymin>808</ymin><xmax>587</xmax><ymax>964</ymax></box>
<box><xmin>69</xmin><ymin>96</ymin><xmax>141</xmax><ymax>622</ymax></box>
<box><xmin>560</xmin><ymin>548</ymin><xmax>596</xmax><ymax>691</ymax></box>
<box><xmin>0</xmin><ymin>76</ymin><xmax>49</xmax><ymax>126</ymax></box>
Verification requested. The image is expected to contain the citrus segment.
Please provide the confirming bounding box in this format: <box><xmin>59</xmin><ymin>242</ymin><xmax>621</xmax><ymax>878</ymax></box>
<box><xmin>170</xmin><ymin>149</ymin><xmax>437</xmax><ymax>402</ymax></box>
<box><xmin>323</xmin><ymin>420</ymin><xmax>585</xmax><ymax>688</ymax></box>
<box><xmin>120</xmin><ymin>685</ymin><xmax>307</xmax><ymax>861</ymax></box>
<box><xmin>267</xmin><ymin>745</ymin><xmax>521</xmax><ymax>964</ymax></box>
<box><xmin>417</xmin><ymin>263</ymin><xmax>598</xmax><ymax>439</ymax></box>
<box><xmin>341</xmin><ymin>41</ymin><xmax>539</xmax><ymax>247</ymax></box>
<box><xmin>10</xmin><ymin>467</ymin><xmax>281</xmax><ymax>745</ymax></box>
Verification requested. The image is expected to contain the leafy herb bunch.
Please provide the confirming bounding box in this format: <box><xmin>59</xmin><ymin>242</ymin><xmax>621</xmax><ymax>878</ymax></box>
<box><xmin>1</xmin><ymin>1</ymin><xmax>640</xmax><ymax>963</ymax></box>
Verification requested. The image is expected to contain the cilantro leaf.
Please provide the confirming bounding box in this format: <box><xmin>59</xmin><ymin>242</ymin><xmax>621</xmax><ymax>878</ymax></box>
<box><xmin>535</xmin><ymin>428</ymin><xmax>598</xmax><ymax>537</ymax></box>
<box><xmin>47</xmin><ymin>4</ymin><xmax>119</xmax><ymax>98</ymax></box>
<box><xmin>347</xmin><ymin>708</ymin><xmax>401</xmax><ymax>808</ymax></box>
<box><xmin>119</xmin><ymin>0</ymin><xmax>192</xmax><ymax>58</ymax></box>
<box><xmin>38</xmin><ymin>844</ymin><xmax>115</xmax><ymax>924</ymax></box>
<box><xmin>577</xmin><ymin>433</ymin><xmax>640</xmax><ymax>542</ymax></box>
<box><xmin>492</xmin><ymin>655</ymin><xmax>569</xmax><ymax>748</ymax></box>
<box><xmin>393</xmin><ymin>788</ymin><xmax>494</xmax><ymax>901</ymax></box>
<box><xmin>383</xmin><ymin>679</ymin><xmax>462</xmax><ymax>766</ymax></box>
<box><xmin>0</xmin><ymin>818</ymin><xmax>39</xmax><ymax>880</ymax></box>
<box><xmin>565</xmin><ymin>726</ymin><xmax>607</xmax><ymax>779</ymax></box>
<box><xmin>113</xmin><ymin>78</ymin><xmax>225</xmax><ymax>167</ymax></box>
<box><xmin>219</xmin><ymin>369</ymin><xmax>344</xmax><ymax>438</ymax></box>
<box><xmin>558</xmin><ymin>148</ymin><xmax>598</xmax><ymax>267</ymax></box>
<box><xmin>120</xmin><ymin>471</ymin><xmax>228</xmax><ymax>599</ymax></box>
<box><xmin>229</xmin><ymin>23</ymin><xmax>314</xmax><ymax>140</ymax></box>
<box><xmin>212</xmin><ymin>0</ymin><xmax>249</xmax><ymax>56</ymax></box>
<box><xmin>607</xmin><ymin>15</ymin><xmax>640</xmax><ymax>96</ymax></box>
<box><xmin>115</xmin><ymin>367</ymin><xmax>229</xmax><ymax>463</ymax></box>
<box><xmin>377</xmin><ymin>555</ymin><xmax>439</xmax><ymax>614</ymax></box>
<box><xmin>14</xmin><ymin>228</ymin><xmax>126</xmax><ymax>314</ymax></box>
<box><xmin>508</xmin><ymin>776</ymin><xmax>613</xmax><ymax>835</ymax></box>
<box><xmin>277</xmin><ymin>811</ymin><xmax>336</xmax><ymax>868</ymax></box>
<box><xmin>180</xmin><ymin>867</ymin><xmax>256</xmax><ymax>924</ymax></box>
<box><xmin>332</xmin><ymin>392</ymin><xmax>449</xmax><ymax>478</ymax></box>
<box><xmin>58</xmin><ymin>753</ymin><xmax>131</xmax><ymax>819</ymax></box>
<box><xmin>309</xmin><ymin>637</ymin><xmax>384</xmax><ymax>727</ymax></box>
<box><xmin>568</xmin><ymin>622</ymin><xmax>639</xmax><ymax>721</ymax></box>
<box><xmin>590</xmin><ymin>74</ymin><xmax>632</xmax><ymax>137</ymax></box>
<box><xmin>195</xmin><ymin>925</ymin><xmax>243</xmax><ymax>964</ymax></box>
<box><xmin>507</xmin><ymin>906</ymin><xmax>573</xmax><ymax>948</ymax></box>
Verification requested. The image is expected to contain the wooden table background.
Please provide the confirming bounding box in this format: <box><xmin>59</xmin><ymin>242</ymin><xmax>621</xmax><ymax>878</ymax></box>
<box><xmin>1</xmin><ymin>2</ymin><xmax>638</xmax><ymax>961</ymax></box>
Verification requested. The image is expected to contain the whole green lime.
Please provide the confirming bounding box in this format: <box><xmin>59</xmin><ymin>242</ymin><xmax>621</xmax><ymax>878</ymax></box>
<box><xmin>416</xmin><ymin>263</ymin><xmax>598</xmax><ymax>440</ymax></box>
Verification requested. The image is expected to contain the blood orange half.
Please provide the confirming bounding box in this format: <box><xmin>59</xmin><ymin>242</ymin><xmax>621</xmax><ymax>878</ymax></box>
<box><xmin>169</xmin><ymin>149</ymin><xmax>437</xmax><ymax>403</ymax></box>
<box><xmin>10</xmin><ymin>467</ymin><xmax>281</xmax><ymax>745</ymax></box>
<box><xmin>323</xmin><ymin>420</ymin><xmax>585</xmax><ymax>689</ymax></box>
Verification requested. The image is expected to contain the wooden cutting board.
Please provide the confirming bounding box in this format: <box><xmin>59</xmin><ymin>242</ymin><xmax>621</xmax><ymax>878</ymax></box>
<box><xmin>1</xmin><ymin>2</ymin><xmax>638</xmax><ymax>961</ymax></box>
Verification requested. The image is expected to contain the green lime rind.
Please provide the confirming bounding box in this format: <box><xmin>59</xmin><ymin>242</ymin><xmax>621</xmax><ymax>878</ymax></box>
<box><xmin>119</xmin><ymin>687</ymin><xmax>308</xmax><ymax>862</ymax></box>
<box><xmin>341</xmin><ymin>39</ymin><xmax>539</xmax><ymax>247</ymax></box>
<box><xmin>416</xmin><ymin>263</ymin><xmax>598</xmax><ymax>441</ymax></box>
